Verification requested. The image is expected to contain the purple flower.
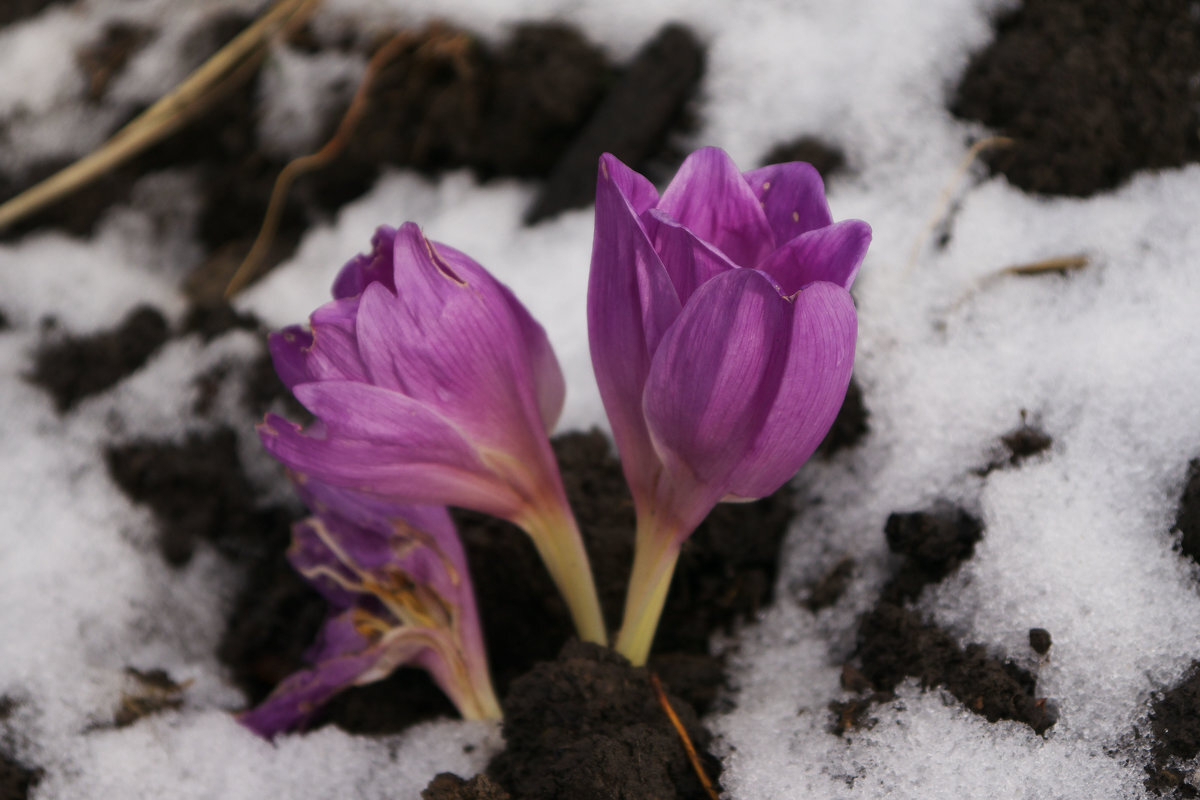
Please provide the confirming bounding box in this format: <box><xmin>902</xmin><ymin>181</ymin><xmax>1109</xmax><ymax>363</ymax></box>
<box><xmin>588</xmin><ymin>148</ymin><xmax>870</xmax><ymax>663</ymax></box>
<box><xmin>238</xmin><ymin>478</ymin><xmax>500</xmax><ymax>738</ymax></box>
<box><xmin>260</xmin><ymin>223</ymin><xmax>605</xmax><ymax>644</ymax></box>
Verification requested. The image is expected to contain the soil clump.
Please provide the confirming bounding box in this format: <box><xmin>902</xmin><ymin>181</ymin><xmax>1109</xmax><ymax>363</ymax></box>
<box><xmin>952</xmin><ymin>0</ymin><xmax>1200</xmax><ymax>196</ymax></box>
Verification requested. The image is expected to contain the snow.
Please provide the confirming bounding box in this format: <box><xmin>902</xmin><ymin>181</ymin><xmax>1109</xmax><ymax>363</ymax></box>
<box><xmin>1</xmin><ymin>0</ymin><xmax>1198</xmax><ymax>797</ymax></box>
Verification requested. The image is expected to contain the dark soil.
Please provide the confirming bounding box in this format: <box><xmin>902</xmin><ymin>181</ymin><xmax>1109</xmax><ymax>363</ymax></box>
<box><xmin>977</xmin><ymin>416</ymin><xmax>1053</xmax><ymax>476</ymax></box>
<box><xmin>0</xmin><ymin>700</ymin><xmax>40</xmax><ymax>800</ymax></box>
<box><xmin>1145</xmin><ymin>661</ymin><xmax>1200</xmax><ymax>797</ymax></box>
<box><xmin>816</xmin><ymin>375</ymin><xmax>868</xmax><ymax>458</ymax></box>
<box><xmin>951</xmin><ymin>0</ymin><xmax>1200</xmax><ymax>196</ymax></box>
<box><xmin>486</xmin><ymin>642</ymin><xmax>718</xmax><ymax>800</ymax></box>
<box><xmin>76</xmin><ymin>22</ymin><xmax>152</xmax><ymax>103</ymax></box>
<box><xmin>758</xmin><ymin>136</ymin><xmax>847</xmax><ymax>183</ymax></box>
<box><xmin>0</xmin><ymin>751</ymin><xmax>40</xmax><ymax>800</ymax></box>
<box><xmin>524</xmin><ymin>23</ymin><xmax>705</xmax><ymax>224</ymax></box>
<box><xmin>1174</xmin><ymin>458</ymin><xmax>1200</xmax><ymax>565</ymax></box>
<box><xmin>839</xmin><ymin>503</ymin><xmax>1058</xmax><ymax>736</ymax></box>
<box><xmin>0</xmin><ymin>0</ymin><xmax>64</xmax><ymax>27</ymax></box>
<box><xmin>105</xmin><ymin>427</ymin><xmax>294</xmax><ymax>566</ymax></box>
<box><xmin>27</xmin><ymin>304</ymin><xmax>169</xmax><ymax>411</ymax></box>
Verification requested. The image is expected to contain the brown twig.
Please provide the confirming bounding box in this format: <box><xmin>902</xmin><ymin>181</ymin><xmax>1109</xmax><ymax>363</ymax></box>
<box><xmin>222</xmin><ymin>30</ymin><xmax>415</xmax><ymax>298</ymax></box>
<box><xmin>0</xmin><ymin>0</ymin><xmax>322</xmax><ymax>232</ymax></box>
<box><xmin>650</xmin><ymin>673</ymin><xmax>719</xmax><ymax>800</ymax></box>
<box><xmin>905</xmin><ymin>136</ymin><xmax>1015</xmax><ymax>276</ymax></box>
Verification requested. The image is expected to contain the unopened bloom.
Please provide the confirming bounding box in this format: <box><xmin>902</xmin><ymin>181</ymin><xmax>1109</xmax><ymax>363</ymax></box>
<box><xmin>261</xmin><ymin>223</ymin><xmax>605</xmax><ymax>644</ymax></box>
<box><xmin>239</xmin><ymin>479</ymin><xmax>500</xmax><ymax>738</ymax></box>
<box><xmin>589</xmin><ymin>148</ymin><xmax>870</xmax><ymax>664</ymax></box>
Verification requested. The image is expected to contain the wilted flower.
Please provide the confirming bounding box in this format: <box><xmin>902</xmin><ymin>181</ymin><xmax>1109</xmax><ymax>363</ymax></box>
<box><xmin>238</xmin><ymin>478</ymin><xmax>500</xmax><ymax>738</ymax></box>
<box><xmin>261</xmin><ymin>223</ymin><xmax>605</xmax><ymax>644</ymax></box>
<box><xmin>589</xmin><ymin>148</ymin><xmax>870</xmax><ymax>664</ymax></box>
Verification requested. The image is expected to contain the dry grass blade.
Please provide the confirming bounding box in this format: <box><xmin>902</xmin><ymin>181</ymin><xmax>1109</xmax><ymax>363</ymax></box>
<box><xmin>905</xmin><ymin>136</ymin><xmax>1014</xmax><ymax>276</ymax></box>
<box><xmin>0</xmin><ymin>0</ymin><xmax>323</xmax><ymax>232</ymax></box>
<box><xmin>649</xmin><ymin>673</ymin><xmax>720</xmax><ymax>800</ymax></box>
<box><xmin>222</xmin><ymin>30</ymin><xmax>415</xmax><ymax>298</ymax></box>
<box><xmin>1000</xmin><ymin>254</ymin><xmax>1090</xmax><ymax>276</ymax></box>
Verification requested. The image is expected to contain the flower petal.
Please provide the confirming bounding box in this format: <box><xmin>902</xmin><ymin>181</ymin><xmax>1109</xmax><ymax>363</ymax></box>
<box><xmin>258</xmin><ymin>410</ymin><xmax>522</xmax><ymax>518</ymax></box>
<box><xmin>656</xmin><ymin>147</ymin><xmax>775</xmax><ymax>267</ymax></box>
<box><xmin>743</xmin><ymin>162</ymin><xmax>834</xmax><ymax>245</ymax></box>
<box><xmin>726</xmin><ymin>281</ymin><xmax>857</xmax><ymax>499</ymax></box>
<box><xmin>589</xmin><ymin>154</ymin><xmax>683</xmax><ymax>510</ymax></box>
<box><xmin>642</xmin><ymin>209</ymin><xmax>738</xmax><ymax>306</ymax></box>
<box><xmin>755</xmin><ymin>219</ymin><xmax>872</xmax><ymax>294</ymax></box>
<box><xmin>303</xmin><ymin>298</ymin><xmax>371</xmax><ymax>383</ymax></box>
<box><xmin>237</xmin><ymin>609</ymin><xmax>425</xmax><ymax>739</ymax></box>
<box><xmin>642</xmin><ymin>269</ymin><xmax>791</xmax><ymax>525</ymax></box>
<box><xmin>268</xmin><ymin>326</ymin><xmax>314</xmax><ymax>390</ymax></box>
<box><xmin>331</xmin><ymin>225</ymin><xmax>398</xmax><ymax>299</ymax></box>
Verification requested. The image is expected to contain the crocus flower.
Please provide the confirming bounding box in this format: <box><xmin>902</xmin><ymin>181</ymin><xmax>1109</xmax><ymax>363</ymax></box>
<box><xmin>589</xmin><ymin>148</ymin><xmax>870</xmax><ymax>664</ymax></box>
<box><xmin>260</xmin><ymin>223</ymin><xmax>605</xmax><ymax>645</ymax></box>
<box><xmin>239</xmin><ymin>478</ymin><xmax>501</xmax><ymax>738</ymax></box>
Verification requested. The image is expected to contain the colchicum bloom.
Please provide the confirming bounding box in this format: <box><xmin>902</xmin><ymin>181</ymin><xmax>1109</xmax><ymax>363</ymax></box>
<box><xmin>589</xmin><ymin>147</ymin><xmax>871</xmax><ymax>664</ymax></box>
<box><xmin>261</xmin><ymin>223</ymin><xmax>605</xmax><ymax>644</ymax></box>
<box><xmin>239</xmin><ymin>478</ymin><xmax>500</xmax><ymax>737</ymax></box>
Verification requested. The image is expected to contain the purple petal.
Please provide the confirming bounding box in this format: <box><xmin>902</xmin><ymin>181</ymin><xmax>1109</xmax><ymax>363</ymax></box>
<box><xmin>602</xmin><ymin>151</ymin><xmax>660</xmax><ymax>215</ymax></box>
<box><xmin>726</xmin><ymin>282</ymin><xmax>857</xmax><ymax>499</ymax></box>
<box><xmin>743</xmin><ymin>162</ymin><xmax>834</xmax><ymax>245</ymax></box>
<box><xmin>589</xmin><ymin>154</ymin><xmax>683</xmax><ymax>510</ymax></box>
<box><xmin>304</xmin><ymin>298</ymin><xmax>371</xmax><ymax>384</ymax></box>
<box><xmin>258</xmin><ymin>413</ymin><xmax>523</xmax><ymax>518</ymax></box>
<box><xmin>656</xmin><ymin>147</ymin><xmax>775</xmax><ymax>268</ymax></box>
<box><xmin>268</xmin><ymin>326</ymin><xmax>314</xmax><ymax>390</ymax></box>
<box><xmin>642</xmin><ymin>210</ymin><xmax>738</xmax><ymax>306</ymax></box>
<box><xmin>642</xmin><ymin>269</ymin><xmax>791</xmax><ymax>526</ymax></box>
<box><xmin>755</xmin><ymin>219</ymin><xmax>872</xmax><ymax>294</ymax></box>
<box><xmin>237</xmin><ymin>610</ymin><xmax>393</xmax><ymax>738</ymax></box>
<box><xmin>331</xmin><ymin>225</ymin><xmax>398</xmax><ymax>299</ymax></box>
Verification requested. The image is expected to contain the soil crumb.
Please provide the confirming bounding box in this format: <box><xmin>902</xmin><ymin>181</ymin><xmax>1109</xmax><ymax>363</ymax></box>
<box><xmin>855</xmin><ymin>604</ymin><xmax>1057</xmax><ymax>735</ymax></box>
<box><xmin>1174</xmin><ymin>458</ymin><xmax>1200</xmax><ymax>565</ymax></box>
<box><xmin>841</xmin><ymin>502</ymin><xmax>1056</xmax><ymax>735</ymax></box>
<box><xmin>28</xmin><ymin>305</ymin><xmax>169</xmax><ymax>412</ymax></box>
<box><xmin>105</xmin><ymin>427</ymin><xmax>290</xmax><ymax>566</ymax></box>
<box><xmin>525</xmin><ymin>23</ymin><xmax>706</xmax><ymax>224</ymax></box>
<box><xmin>952</xmin><ymin>0</ymin><xmax>1200</xmax><ymax>196</ymax></box>
<box><xmin>423</xmin><ymin>773</ymin><xmax>511</xmax><ymax>800</ymax></box>
<box><xmin>1145</xmin><ymin>661</ymin><xmax>1200</xmax><ymax>797</ymax></box>
<box><xmin>759</xmin><ymin>136</ymin><xmax>847</xmax><ymax>182</ymax></box>
<box><xmin>0</xmin><ymin>0</ymin><xmax>64</xmax><ymax>27</ymax></box>
<box><xmin>76</xmin><ymin>21</ymin><xmax>152</xmax><ymax>103</ymax></box>
<box><xmin>1028</xmin><ymin>627</ymin><xmax>1052</xmax><ymax>655</ymax></box>
<box><xmin>882</xmin><ymin>503</ymin><xmax>983</xmax><ymax>603</ymax></box>
<box><xmin>484</xmin><ymin>641</ymin><xmax>719</xmax><ymax>800</ymax></box>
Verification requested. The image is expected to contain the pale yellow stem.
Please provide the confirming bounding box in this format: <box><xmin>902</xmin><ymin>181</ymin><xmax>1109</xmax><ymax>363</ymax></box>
<box><xmin>614</xmin><ymin>518</ymin><xmax>682</xmax><ymax>666</ymax></box>
<box><xmin>516</xmin><ymin>503</ymin><xmax>608</xmax><ymax>646</ymax></box>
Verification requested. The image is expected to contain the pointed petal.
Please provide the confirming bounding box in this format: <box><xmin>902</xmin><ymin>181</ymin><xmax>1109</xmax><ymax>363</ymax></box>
<box><xmin>643</xmin><ymin>269</ymin><xmax>791</xmax><ymax>505</ymax></box>
<box><xmin>237</xmin><ymin>610</ymin><xmax>425</xmax><ymax>739</ymax></box>
<box><xmin>589</xmin><ymin>154</ymin><xmax>683</xmax><ymax>509</ymax></box>
<box><xmin>258</xmin><ymin>413</ymin><xmax>522</xmax><ymax>518</ymax></box>
<box><xmin>726</xmin><ymin>282</ymin><xmax>857</xmax><ymax>498</ymax></box>
<box><xmin>642</xmin><ymin>209</ymin><xmax>738</xmax><ymax>306</ymax></box>
<box><xmin>656</xmin><ymin>147</ymin><xmax>775</xmax><ymax>267</ymax></box>
<box><xmin>268</xmin><ymin>326</ymin><xmax>314</xmax><ymax>390</ymax></box>
<box><xmin>601</xmin><ymin>151</ymin><xmax>660</xmax><ymax>214</ymax></box>
<box><xmin>304</xmin><ymin>298</ymin><xmax>370</xmax><ymax>383</ymax></box>
<box><xmin>743</xmin><ymin>162</ymin><xmax>834</xmax><ymax>244</ymax></box>
<box><xmin>756</xmin><ymin>219</ymin><xmax>872</xmax><ymax>294</ymax></box>
<box><xmin>331</xmin><ymin>225</ymin><xmax>398</xmax><ymax>299</ymax></box>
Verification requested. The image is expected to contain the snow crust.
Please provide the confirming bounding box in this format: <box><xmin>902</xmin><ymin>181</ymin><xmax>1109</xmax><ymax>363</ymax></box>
<box><xmin>1</xmin><ymin>0</ymin><xmax>1198</xmax><ymax>797</ymax></box>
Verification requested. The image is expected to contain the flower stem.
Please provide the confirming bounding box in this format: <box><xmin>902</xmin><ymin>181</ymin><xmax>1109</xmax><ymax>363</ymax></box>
<box><xmin>614</xmin><ymin>518</ymin><xmax>682</xmax><ymax>666</ymax></box>
<box><xmin>517</xmin><ymin>504</ymin><xmax>608</xmax><ymax>646</ymax></box>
